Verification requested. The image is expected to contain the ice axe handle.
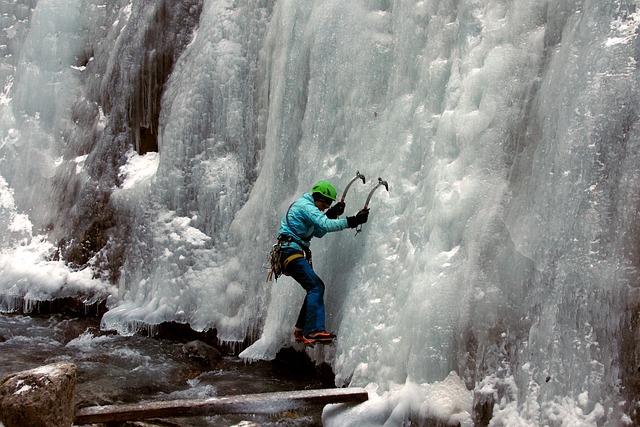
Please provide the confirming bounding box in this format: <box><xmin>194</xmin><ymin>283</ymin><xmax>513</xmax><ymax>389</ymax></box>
<box><xmin>363</xmin><ymin>178</ymin><xmax>389</xmax><ymax>209</ymax></box>
<box><xmin>340</xmin><ymin>171</ymin><xmax>366</xmax><ymax>203</ymax></box>
<box><xmin>356</xmin><ymin>177</ymin><xmax>389</xmax><ymax>234</ymax></box>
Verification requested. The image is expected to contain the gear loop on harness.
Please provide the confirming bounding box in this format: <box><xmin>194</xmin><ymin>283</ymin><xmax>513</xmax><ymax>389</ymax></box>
<box><xmin>266</xmin><ymin>235</ymin><xmax>312</xmax><ymax>282</ymax></box>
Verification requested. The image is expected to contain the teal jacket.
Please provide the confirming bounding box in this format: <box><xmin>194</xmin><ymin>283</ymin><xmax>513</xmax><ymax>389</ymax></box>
<box><xmin>278</xmin><ymin>192</ymin><xmax>348</xmax><ymax>251</ymax></box>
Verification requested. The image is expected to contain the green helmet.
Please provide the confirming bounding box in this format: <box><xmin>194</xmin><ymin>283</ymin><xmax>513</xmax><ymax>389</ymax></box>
<box><xmin>311</xmin><ymin>180</ymin><xmax>337</xmax><ymax>201</ymax></box>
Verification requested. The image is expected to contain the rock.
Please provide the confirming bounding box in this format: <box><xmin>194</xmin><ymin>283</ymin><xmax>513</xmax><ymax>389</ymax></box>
<box><xmin>0</xmin><ymin>362</ymin><xmax>77</xmax><ymax>427</ymax></box>
<box><xmin>473</xmin><ymin>388</ymin><xmax>496</xmax><ymax>427</ymax></box>
<box><xmin>182</xmin><ymin>340</ymin><xmax>222</xmax><ymax>367</ymax></box>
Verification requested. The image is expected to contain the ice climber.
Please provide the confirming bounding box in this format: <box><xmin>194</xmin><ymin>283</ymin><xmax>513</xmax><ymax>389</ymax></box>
<box><xmin>275</xmin><ymin>180</ymin><xmax>369</xmax><ymax>346</ymax></box>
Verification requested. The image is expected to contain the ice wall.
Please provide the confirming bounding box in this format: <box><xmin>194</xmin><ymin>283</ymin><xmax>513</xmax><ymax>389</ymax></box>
<box><xmin>101</xmin><ymin>0</ymin><xmax>274</xmax><ymax>339</ymax></box>
<box><xmin>1</xmin><ymin>0</ymin><xmax>639</xmax><ymax>425</ymax></box>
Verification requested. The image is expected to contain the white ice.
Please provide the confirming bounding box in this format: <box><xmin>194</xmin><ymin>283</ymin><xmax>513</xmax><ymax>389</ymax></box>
<box><xmin>0</xmin><ymin>0</ymin><xmax>638</xmax><ymax>425</ymax></box>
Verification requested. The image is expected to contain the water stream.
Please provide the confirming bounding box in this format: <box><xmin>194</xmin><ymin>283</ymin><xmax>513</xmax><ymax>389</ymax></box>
<box><xmin>0</xmin><ymin>312</ymin><xmax>328</xmax><ymax>426</ymax></box>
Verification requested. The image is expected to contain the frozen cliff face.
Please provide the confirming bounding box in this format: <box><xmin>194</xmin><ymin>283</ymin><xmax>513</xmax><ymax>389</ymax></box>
<box><xmin>0</xmin><ymin>0</ymin><xmax>205</xmax><ymax>283</ymax></box>
<box><xmin>1</xmin><ymin>0</ymin><xmax>639</xmax><ymax>425</ymax></box>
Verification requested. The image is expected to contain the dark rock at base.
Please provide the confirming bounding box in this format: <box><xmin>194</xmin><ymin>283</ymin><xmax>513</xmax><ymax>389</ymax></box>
<box><xmin>3</xmin><ymin>296</ymin><xmax>107</xmax><ymax>318</ymax></box>
<box><xmin>145</xmin><ymin>321</ymin><xmax>223</xmax><ymax>347</ymax></box>
<box><xmin>473</xmin><ymin>388</ymin><xmax>495</xmax><ymax>427</ymax></box>
<box><xmin>273</xmin><ymin>347</ymin><xmax>316</xmax><ymax>380</ymax></box>
<box><xmin>273</xmin><ymin>347</ymin><xmax>336</xmax><ymax>388</ymax></box>
<box><xmin>183</xmin><ymin>340</ymin><xmax>223</xmax><ymax>367</ymax></box>
<box><xmin>0</xmin><ymin>362</ymin><xmax>77</xmax><ymax>427</ymax></box>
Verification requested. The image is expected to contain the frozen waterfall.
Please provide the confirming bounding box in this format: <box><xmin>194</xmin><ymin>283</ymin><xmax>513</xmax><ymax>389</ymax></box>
<box><xmin>0</xmin><ymin>0</ymin><xmax>638</xmax><ymax>425</ymax></box>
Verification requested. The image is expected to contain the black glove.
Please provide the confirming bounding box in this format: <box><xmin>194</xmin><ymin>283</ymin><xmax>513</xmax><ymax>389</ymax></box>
<box><xmin>347</xmin><ymin>208</ymin><xmax>369</xmax><ymax>228</ymax></box>
<box><xmin>326</xmin><ymin>201</ymin><xmax>345</xmax><ymax>219</ymax></box>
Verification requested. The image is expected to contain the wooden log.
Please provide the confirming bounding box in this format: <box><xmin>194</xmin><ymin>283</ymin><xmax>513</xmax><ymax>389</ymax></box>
<box><xmin>75</xmin><ymin>387</ymin><xmax>368</xmax><ymax>424</ymax></box>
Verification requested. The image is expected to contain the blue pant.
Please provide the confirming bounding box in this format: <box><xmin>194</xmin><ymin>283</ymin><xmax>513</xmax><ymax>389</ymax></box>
<box><xmin>281</xmin><ymin>247</ymin><xmax>325</xmax><ymax>334</ymax></box>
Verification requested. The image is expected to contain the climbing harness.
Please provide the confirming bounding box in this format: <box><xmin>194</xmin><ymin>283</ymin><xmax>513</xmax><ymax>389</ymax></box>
<box><xmin>266</xmin><ymin>202</ymin><xmax>313</xmax><ymax>282</ymax></box>
<box><xmin>266</xmin><ymin>236</ymin><xmax>312</xmax><ymax>282</ymax></box>
<box><xmin>266</xmin><ymin>243</ymin><xmax>304</xmax><ymax>282</ymax></box>
<box><xmin>356</xmin><ymin>177</ymin><xmax>389</xmax><ymax>234</ymax></box>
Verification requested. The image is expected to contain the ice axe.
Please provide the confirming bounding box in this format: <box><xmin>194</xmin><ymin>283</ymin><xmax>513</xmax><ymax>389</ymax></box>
<box><xmin>356</xmin><ymin>177</ymin><xmax>389</xmax><ymax>234</ymax></box>
<box><xmin>340</xmin><ymin>171</ymin><xmax>366</xmax><ymax>203</ymax></box>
